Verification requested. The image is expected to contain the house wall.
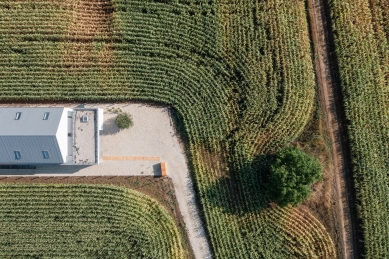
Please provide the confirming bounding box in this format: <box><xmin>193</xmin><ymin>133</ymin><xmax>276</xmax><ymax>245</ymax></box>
<box><xmin>56</xmin><ymin>108</ymin><xmax>71</xmax><ymax>164</ymax></box>
<box><xmin>97</xmin><ymin>108</ymin><xmax>103</xmax><ymax>164</ymax></box>
<box><xmin>97</xmin><ymin>108</ymin><xmax>104</xmax><ymax>131</ymax></box>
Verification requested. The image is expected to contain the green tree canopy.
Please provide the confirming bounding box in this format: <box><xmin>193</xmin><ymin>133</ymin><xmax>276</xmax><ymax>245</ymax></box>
<box><xmin>266</xmin><ymin>147</ymin><xmax>322</xmax><ymax>207</ymax></box>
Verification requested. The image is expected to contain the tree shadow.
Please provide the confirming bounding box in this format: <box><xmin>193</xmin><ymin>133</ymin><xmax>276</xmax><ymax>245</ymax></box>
<box><xmin>101</xmin><ymin>117</ymin><xmax>120</xmax><ymax>136</ymax></box>
<box><xmin>204</xmin><ymin>154</ymin><xmax>273</xmax><ymax>215</ymax></box>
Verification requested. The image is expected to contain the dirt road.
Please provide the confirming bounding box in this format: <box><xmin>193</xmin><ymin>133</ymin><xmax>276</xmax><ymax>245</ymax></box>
<box><xmin>307</xmin><ymin>0</ymin><xmax>357</xmax><ymax>258</ymax></box>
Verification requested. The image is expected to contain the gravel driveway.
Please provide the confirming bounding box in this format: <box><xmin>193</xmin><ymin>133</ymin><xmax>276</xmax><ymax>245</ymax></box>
<box><xmin>0</xmin><ymin>103</ymin><xmax>212</xmax><ymax>259</ymax></box>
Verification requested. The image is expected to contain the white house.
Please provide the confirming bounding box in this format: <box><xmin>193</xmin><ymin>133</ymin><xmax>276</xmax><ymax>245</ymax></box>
<box><xmin>0</xmin><ymin>107</ymin><xmax>103</xmax><ymax>165</ymax></box>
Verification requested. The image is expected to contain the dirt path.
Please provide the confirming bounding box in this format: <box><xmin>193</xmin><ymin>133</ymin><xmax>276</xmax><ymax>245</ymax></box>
<box><xmin>307</xmin><ymin>0</ymin><xmax>356</xmax><ymax>258</ymax></box>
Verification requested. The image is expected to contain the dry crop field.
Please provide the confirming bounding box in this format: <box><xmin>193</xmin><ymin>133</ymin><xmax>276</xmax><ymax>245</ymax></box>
<box><xmin>328</xmin><ymin>0</ymin><xmax>389</xmax><ymax>258</ymax></box>
<box><xmin>0</xmin><ymin>0</ymin><xmax>338</xmax><ymax>258</ymax></box>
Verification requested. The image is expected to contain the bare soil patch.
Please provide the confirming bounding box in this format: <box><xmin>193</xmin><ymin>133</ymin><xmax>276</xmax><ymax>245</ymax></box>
<box><xmin>296</xmin><ymin>107</ymin><xmax>336</xmax><ymax>248</ymax></box>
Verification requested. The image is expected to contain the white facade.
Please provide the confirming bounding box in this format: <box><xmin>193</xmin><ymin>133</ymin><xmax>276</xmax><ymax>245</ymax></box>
<box><xmin>56</xmin><ymin>108</ymin><xmax>71</xmax><ymax>164</ymax></box>
<box><xmin>0</xmin><ymin>107</ymin><xmax>103</xmax><ymax>166</ymax></box>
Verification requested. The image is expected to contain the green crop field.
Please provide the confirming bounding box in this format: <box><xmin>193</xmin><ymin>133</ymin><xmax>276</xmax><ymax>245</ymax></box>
<box><xmin>0</xmin><ymin>0</ymin><xmax>336</xmax><ymax>258</ymax></box>
<box><xmin>329</xmin><ymin>0</ymin><xmax>389</xmax><ymax>257</ymax></box>
<box><xmin>0</xmin><ymin>184</ymin><xmax>184</xmax><ymax>258</ymax></box>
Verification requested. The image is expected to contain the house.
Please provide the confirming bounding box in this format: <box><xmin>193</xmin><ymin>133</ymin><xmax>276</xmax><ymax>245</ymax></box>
<box><xmin>0</xmin><ymin>107</ymin><xmax>103</xmax><ymax>165</ymax></box>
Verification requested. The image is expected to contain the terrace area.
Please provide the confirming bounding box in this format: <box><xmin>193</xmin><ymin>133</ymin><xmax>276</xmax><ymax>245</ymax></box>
<box><xmin>73</xmin><ymin>109</ymin><xmax>99</xmax><ymax>165</ymax></box>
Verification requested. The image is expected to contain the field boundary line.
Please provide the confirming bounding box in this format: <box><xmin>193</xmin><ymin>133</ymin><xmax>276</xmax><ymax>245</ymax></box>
<box><xmin>307</xmin><ymin>0</ymin><xmax>356</xmax><ymax>258</ymax></box>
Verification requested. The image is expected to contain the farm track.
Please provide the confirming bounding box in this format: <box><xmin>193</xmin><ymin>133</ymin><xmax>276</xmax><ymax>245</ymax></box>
<box><xmin>307</xmin><ymin>0</ymin><xmax>358</xmax><ymax>258</ymax></box>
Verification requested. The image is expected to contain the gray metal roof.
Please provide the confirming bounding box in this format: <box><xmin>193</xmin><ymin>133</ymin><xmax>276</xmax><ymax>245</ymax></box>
<box><xmin>0</xmin><ymin>108</ymin><xmax>65</xmax><ymax>164</ymax></box>
<box><xmin>0</xmin><ymin>136</ymin><xmax>63</xmax><ymax>164</ymax></box>
<box><xmin>0</xmin><ymin>107</ymin><xmax>64</xmax><ymax>136</ymax></box>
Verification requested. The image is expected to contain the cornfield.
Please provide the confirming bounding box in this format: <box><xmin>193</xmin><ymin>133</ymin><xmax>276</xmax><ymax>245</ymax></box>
<box><xmin>0</xmin><ymin>0</ymin><xmax>336</xmax><ymax>258</ymax></box>
<box><xmin>329</xmin><ymin>0</ymin><xmax>389</xmax><ymax>257</ymax></box>
<box><xmin>0</xmin><ymin>184</ymin><xmax>184</xmax><ymax>258</ymax></box>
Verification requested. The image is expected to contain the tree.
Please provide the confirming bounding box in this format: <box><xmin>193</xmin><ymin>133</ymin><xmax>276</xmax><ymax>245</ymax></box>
<box><xmin>115</xmin><ymin>112</ymin><xmax>133</xmax><ymax>129</ymax></box>
<box><xmin>266</xmin><ymin>146</ymin><xmax>322</xmax><ymax>207</ymax></box>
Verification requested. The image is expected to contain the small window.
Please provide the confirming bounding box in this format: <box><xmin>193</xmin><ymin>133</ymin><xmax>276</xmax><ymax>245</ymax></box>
<box><xmin>15</xmin><ymin>112</ymin><xmax>21</xmax><ymax>120</ymax></box>
<box><xmin>43</xmin><ymin>112</ymin><xmax>50</xmax><ymax>120</ymax></box>
<box><xmin>42</xmin><ymin>151</ymin><xmax>49</xmax><ymax>159</ymax></box>
<box><xmin>14</xmin><ymin>151</ymin><xmax>21</xmax><ymax>160</ymax></box>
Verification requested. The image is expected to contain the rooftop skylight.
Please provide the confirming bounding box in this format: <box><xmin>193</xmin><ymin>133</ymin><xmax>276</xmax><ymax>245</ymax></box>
<box><xmin>15</xmin><ymin>112</ymin><xmax>21</xmax><ymax>120</ymax></box>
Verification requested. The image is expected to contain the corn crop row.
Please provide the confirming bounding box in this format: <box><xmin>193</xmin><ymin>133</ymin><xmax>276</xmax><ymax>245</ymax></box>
<box><xmin>0</xmin><ymin>0</ymin><xmax>336</xmax><ymax>258</ymax></box>
<box><xmin>329</xmin><ymin>0</ymin><xmax>389</xmax><ymax>257</ymax></box>
<box><xmin>0</xmin><ymin>184</ymin><xmax>184</xmax><ymax>259</ymax></box>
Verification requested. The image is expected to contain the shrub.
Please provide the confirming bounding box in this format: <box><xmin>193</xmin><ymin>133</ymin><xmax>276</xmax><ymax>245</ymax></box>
<box><xmin>266</xmin><ymin>146</ymin><xmax>322</xmax><ymax>207</ymax></box>
<box><xmin>115</xmin><ymin>112</ymin><xmax>133</xmax><ymax>129</ymax></box>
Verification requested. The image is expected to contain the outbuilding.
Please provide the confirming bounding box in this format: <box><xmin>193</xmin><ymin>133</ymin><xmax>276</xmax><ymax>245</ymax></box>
<box><xmin>0</xmin><ymin>107</ymin><xmax>103</xmax><ymax>165</ymax></box>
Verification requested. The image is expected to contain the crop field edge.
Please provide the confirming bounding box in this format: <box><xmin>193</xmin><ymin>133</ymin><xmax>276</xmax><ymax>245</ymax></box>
<box><xmin>320</xmin><ymin>0</ymin><xmax>362</xmax><ymax>256</ymax></box>
<box><xmin>0</xmin><ymin>175</ymin><xmax>195</xmax><ymax>259</ymax></box>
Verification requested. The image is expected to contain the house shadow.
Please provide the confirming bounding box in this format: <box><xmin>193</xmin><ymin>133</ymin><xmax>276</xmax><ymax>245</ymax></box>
<box><xmin>0</xmin><ymin>165</ymin><xmax>92</xmax><ymax>176</ymax></box>
<box><xmin>0</xmin><ymin>160</ymin><xmax>165</xmax><ymax>177</ymax></box>
<box><xmin>101</xmin><ymin>117</ymin><xmax>120</xmax><ymax>136</ymax></box>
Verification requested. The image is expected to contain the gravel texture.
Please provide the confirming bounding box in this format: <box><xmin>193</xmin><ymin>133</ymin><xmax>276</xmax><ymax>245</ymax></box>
<box><xmin>0</xmin><ymin>102</ymin><xmax>212</xmax><ymax>259</ymax></box>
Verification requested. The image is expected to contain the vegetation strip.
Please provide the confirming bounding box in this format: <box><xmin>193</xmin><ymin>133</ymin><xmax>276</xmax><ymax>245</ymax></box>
<box><xmin>328</xmin><ymin>0</ymin><xmax>389</xmax><ymax>257</ymax></box>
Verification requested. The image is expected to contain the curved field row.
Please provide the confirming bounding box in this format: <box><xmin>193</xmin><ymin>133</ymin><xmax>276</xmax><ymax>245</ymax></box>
<box><xmin>0</xmin><ymin>0</ymin><xmax>336</xmax><ymax>258</ymax></box>
<box><xmin>234</xmin><ymin>206</ymin><xmax>336</xmax><ymax>258</ymax></box>
<box><xmin>0</xmin><ymin>184</ymin><xmax>184</xmax><ymax>259</ymax></box>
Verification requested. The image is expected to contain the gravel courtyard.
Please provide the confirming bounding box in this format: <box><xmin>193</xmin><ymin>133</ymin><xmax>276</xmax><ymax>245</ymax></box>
<box><xmin>0</xmin><ymin>103</ymin><xmax>180</xmax><ymax>176</ymax></box>
<box><xmin>0</xmin><ymin>102</ymin><xmax>211</xmax><ymax>259</ymax></box>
